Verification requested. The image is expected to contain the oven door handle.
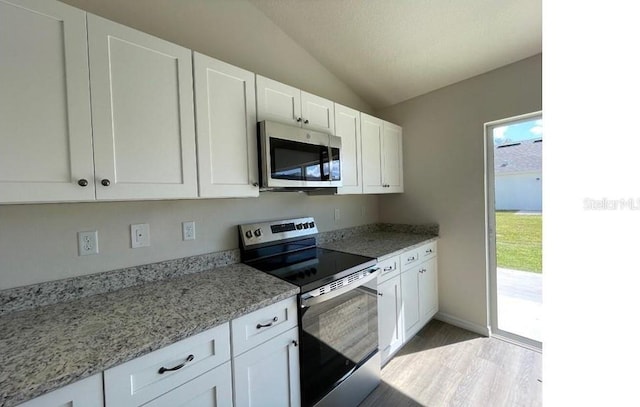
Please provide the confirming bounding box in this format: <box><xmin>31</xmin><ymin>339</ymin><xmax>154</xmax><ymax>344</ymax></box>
<box><xmin>300</xmin><ymin>268</ymin><xmax>379</xmax><ymax>308</ymax></box>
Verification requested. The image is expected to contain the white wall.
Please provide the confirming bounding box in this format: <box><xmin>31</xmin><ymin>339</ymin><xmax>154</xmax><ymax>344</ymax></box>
<box><xmin>376</xmin><ymin>54</ymin><xmax>542</xmax><ymax>331</ymax></box>
<box><xmin>0</xmin><ymin>194</ymin><xmax>378</xmax><ymax>289</ymax></box>
<box><xmin>495</xmin><ymin>171</ymin><xmax>542</xmax><ymax>211</ymax></box>
<box><xmin>0</xmin><ymin>0</ymin><xmax>377</xmax><ymax>290</ymax></box>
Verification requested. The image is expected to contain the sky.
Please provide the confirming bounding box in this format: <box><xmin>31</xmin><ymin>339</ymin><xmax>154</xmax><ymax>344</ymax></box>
<box><xmin>493</xmin><ymin>118</ymin><xmax>542</xmax><ymax>145</ymax></box>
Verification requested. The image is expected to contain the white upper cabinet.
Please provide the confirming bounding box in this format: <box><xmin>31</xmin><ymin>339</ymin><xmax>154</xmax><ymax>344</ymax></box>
<box><xmin>193</xmin><ymin>52</ymin><xmax>259</xmax><ymax>198</ymax></box>
<box><xmin>87</xmin><ymin>14</ymin><xmax>198</xmax><ymax>200</ymax></box>
<box><xmin>0</xmin><ymin>0</ymin><xmax>94</xmax><ymax>203</ymax></box>
<box><xmin>335</xmin><ymin>104</ymin><xmax>362</xmax><ymax>194</ymax></box>
<box><xmin>382</xmin><ymin>121</ymin><xmax>403</xmax><ymax>193</ymax></box>
<box><xmin>361</xmin><ymin>113</ymin><xmax>403</xmax><ymax>194</ymax></box>
<box><xmin>361</xmin><ymin>114</ymin><xmax>384</xmax><ymax>193</ymax></box>
<box><xmin>256</xmin><ymin>75</ymin><xmax>335</xmax><ymax>134</ymax></box>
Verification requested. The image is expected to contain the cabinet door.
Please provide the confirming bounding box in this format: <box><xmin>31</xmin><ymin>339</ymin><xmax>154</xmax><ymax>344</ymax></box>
<box><xmin>17</xmin><ymin>374</ymin><xmax>103</xmax><ymax>407</ymax></box>
<box><xmin>401</xmin><ymin>264</ymin><xmax>421</xmax><ymax>340</ymax></box>
<box><xmin>360</xmin><ymin>113</ymin><xmax>385</xmax><ymax>193</ymax></box>
<box><xmin>256</xmin><ymin>75</ymin><xmax>301</xmax><ymax>126</ymax></box>
<box><xmin>233</xmin><ymin>327</ymin><xmax>301</xmax><ymax>407</ymax></box>
<box><xmin>88</xmin><ymin>14</ymin><xmax>197</xmax><ymax>200</ymax></box>
<box><xmin>377</xmin><ymin>275</ymin><xmax>403</xmax><ymax>365</ymax></box>
<box><xmin>0</xmin><ymin>0</ymin><xmax>94</xmax><ymax>203</ymax></box>
<box><xmin>335</xmin><ymin>104</ymin><xmax>362</xmax><ymax>194</ymax></box>
<box><xmin>143</xmin><ymin>362</ymin><xmax>233</xmax><ymax>407</ymax></box>
<box><xmin>419</xmin><ymin>257</ymin><xmax>438</xmax><ymax>324</ymax></box>
<box><xmin>300</xmin><ymin>91</ymin><xmax>335</xmax><ymax>134</ymax></box>
<box><xmin>193</xmin><ymin>52</ymin><xmax>259</xmax><ymax>198</ymax></box>
<box><xmin>382</xmin><ymin>121</ymin><xmax>404</xmax><ymax>193</ymax></box>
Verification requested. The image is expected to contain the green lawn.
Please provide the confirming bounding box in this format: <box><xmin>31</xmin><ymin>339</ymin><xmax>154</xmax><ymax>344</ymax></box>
<box><xmin>495</xmin><ymin>211</ymin><xmax>542</xmax><ymax>273</ymax></box>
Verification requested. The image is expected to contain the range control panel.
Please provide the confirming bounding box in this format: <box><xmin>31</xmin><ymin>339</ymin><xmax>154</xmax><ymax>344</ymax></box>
<box><xmin>239</xmin><ymin>217</ymin><xmax>318</xmax><ymax>248</ymax></box>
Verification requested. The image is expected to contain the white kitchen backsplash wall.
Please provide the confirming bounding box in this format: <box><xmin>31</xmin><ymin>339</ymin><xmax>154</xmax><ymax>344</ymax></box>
<box><xmin>0</xmin><ymin>194</ymin><xmax>379</xmax><ymax>289</ymax></box>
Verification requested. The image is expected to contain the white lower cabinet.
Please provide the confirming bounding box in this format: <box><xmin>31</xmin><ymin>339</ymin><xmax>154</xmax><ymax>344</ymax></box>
<box><xmin>232</xmin><ymin>326</ymin><xmax>301</xmax><ymax>407</ymax></box>
<box><xmin>377</xmin><ymin>272</ymin><xmax>403</xmax><ymax>365</ymax></box>
<box><xmin>17</xmin><ymin>373</ymin><xmax>103</xmax><ymax>407</ymax></box>
<box><xmin>401</xmin><ymin>246</ymin><xmax>439</xmax><ymax>341</ymax></box>
<box><xmin>376</xmin><ymin>242</ymin><xmax>438</xmax><ymax>366</ymax></box>
<box><xmin>104</xmin><ymin>323</ymin><xmax>231</xmax><ymax>407</ymax></box>
<box><xmin>142</xmin><ymin>362</ymin><xmax>233</xmax><ymax>407</ymax></box>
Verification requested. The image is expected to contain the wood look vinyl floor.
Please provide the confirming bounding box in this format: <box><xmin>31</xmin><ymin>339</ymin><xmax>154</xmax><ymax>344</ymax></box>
<box><xmin>359</xmin><ymin>320</ymin><xmax>542</xmax><ymax>407</ymax></box>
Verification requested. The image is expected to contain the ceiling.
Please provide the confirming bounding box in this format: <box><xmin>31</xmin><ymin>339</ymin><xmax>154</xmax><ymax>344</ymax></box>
<box><xmin>249</xmin><ymin>0</ymin><xmax>542</xmax><ymax>109</ymax></box>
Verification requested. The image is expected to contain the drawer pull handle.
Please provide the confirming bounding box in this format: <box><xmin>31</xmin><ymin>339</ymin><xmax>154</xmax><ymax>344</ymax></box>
<box><xmin>425</xmin><ymin>249</ymin><xmax>433</xmax><ymax>254</ymax></box>
<box><xmin>257</xmin><ymin>316</ymin><xmax>278</xmax><ymax>329</ymax></box>
<box><xmin>407</xmin><ymin>256</ymin><xmax>416</xmax><ymax>262</ymax></box>
<box><xmin>158</xmin><ymin>354</ymin><xmax>194</xmax><ymax>374</ymax></box>
<box><xmin>383</xmin><ymin>265</ymin><xmax>394</xmax><ymax>271</ymax></box>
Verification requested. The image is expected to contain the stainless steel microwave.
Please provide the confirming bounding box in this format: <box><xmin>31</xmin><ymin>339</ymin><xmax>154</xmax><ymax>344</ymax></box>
<box><xmin>258</xmin><ymin>120</ymin><xmax>342</xmax><ymax>189</ymax></box>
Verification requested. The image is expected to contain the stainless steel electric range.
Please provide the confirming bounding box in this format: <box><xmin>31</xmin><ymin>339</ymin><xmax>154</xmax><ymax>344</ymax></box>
<box><xmin>239</xmin><ymin>217</ymin><xmax>381</xmax><ymax>407</ymax></box>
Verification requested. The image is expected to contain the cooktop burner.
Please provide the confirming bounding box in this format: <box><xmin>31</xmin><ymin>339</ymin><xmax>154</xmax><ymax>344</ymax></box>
<box><xmin>245</xmin><ymin>246</ymin><xmax>376</xmax><ymax>292</ymax></box>
<box><xmin>239</xmin><ymin>217</ymin><xmax>376</xmax><ymax>292</ymax></box>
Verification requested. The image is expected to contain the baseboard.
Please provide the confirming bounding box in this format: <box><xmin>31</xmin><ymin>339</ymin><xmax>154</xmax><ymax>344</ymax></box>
<box><xmin>434</xmin><ymin>312</ymin><xmax>491</xmax><ymax>336</ymax></box>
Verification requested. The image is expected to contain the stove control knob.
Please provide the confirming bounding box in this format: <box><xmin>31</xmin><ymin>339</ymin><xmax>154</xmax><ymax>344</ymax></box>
<box><xmin>296</xmin><ymin>223</ymin><xmax>303</xmax><ymax>230</ymax></box>
<box><xmin>303</xmin><ymin>222</ymin><xmax>309</xmax><ymax>229</ymax></box>
<box><xmin>298</xmin><ymin>272</ymin><xmax>305</xmax><ymax>279</ymax></box>
<box><xmin>305</xmin><ymin>269</ymin><xmax>311</xmax><ymax>276</ymax></box>
<box><xmin>254</xmin><ymin>228</ymin><xmax>262</xmax><ymax>237</ymax></box>
<box><xmin>245</xmin><ymin>230</ymin><xmax>253</xmax><ymax>239</ymax></box>
<box><xmin>309</xmin><ymin>221</ymin><xmax>315</xmax><ymax>228</ymax></box>
<box><xmin>311</xmin><ymin>267</ymin><xmax>317</xmax><ymax>274</ymax></box>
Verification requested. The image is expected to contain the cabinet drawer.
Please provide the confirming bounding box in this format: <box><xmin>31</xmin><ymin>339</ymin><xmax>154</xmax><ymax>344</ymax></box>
<box><xmin>401</xmin><ymin>248</ymin><xmax>421</xmax><ymax>269</ymax></box>
<box><xmin>231</xmin><ymin>296</ymin><xmax>298</xmax><ymax>356</ymax></box>
<box><xmin>143</xmin><ymin>361</ymin><xmax>233</xmax><ymax>407</ymax></box>
<box><xmin>419</xmin><ymin>241</ymin><xmax>437</xmax><ymax>261</ymax></box>
<box><xmin>377</xmin><ymin>256</ymin><xmax>400</xmax><ymax>283</ymax></box>
<box><xmin>104</xmin><ymin>323</ymin><xmax>230</xmax><ymax>407</ymax></box>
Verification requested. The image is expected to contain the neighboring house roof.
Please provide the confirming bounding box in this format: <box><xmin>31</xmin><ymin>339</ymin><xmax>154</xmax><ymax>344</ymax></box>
<box><xmin>494</xmin><ymin>138</ymin><xmax>542</xmax><ymax>174</ymax></box>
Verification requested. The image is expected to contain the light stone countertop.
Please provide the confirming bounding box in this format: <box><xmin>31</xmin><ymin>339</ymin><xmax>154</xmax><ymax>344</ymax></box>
<box><xmin>0</xmin><ymin>263</ymin><xmax>298</xmax><ymax>407</ymax></box>
<box><xmin>319</xmin><ymin>231</ymin><xmax>438</xmax><ymax>260</ymax></box>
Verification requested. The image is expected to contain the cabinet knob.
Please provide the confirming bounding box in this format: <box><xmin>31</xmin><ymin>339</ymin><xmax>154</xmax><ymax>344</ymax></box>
<box><xmin>378</xmin><ymin>292</ymin><xmax>383</xmax><ymax>297</ymax></box>
<box><xmin>292</xmin><ymin>340</ymin><xmax>298</xmax><ymax>347</ymax></box>
<box><xmin>304</xmin><ymin>119</ymin><xmax>309</xmax><ymax>124</ymax></box>
<box><xmin>296</xmin><ymin>117</ymin><xmax>302</xmax><ymax>122</ymax></box>
<box><xmin>77</xmin><ymin>179</ymin><xmax>89</xmax><ymax>187</ymax></box>
<box><xmin>101</xmin><ymin>179</ymin><xmax>111</xmax><ymax>187</ymax></box>
<box><xmin>252</xmin><ymin>182</ymin><xmax>259</xmax><ymax>187</ymax></box>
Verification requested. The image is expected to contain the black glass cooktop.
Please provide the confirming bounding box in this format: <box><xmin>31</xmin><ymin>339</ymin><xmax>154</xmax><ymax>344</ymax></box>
<box><xmin>245</xmin><ymin>247</ymin><xmax>376</xmax><ymax>293</ymax></box>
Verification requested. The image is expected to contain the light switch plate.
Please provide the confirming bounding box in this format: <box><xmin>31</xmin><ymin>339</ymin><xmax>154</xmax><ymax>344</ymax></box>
<box><xmin>131</xmin><ymin>224</ymin><xmax>150</xmax><ymax>248</ymax></box>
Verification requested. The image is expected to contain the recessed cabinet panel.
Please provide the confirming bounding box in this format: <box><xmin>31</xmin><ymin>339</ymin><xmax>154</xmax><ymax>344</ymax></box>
<box><xmin>193</xmin><ymin>52</ymin><xmax>258</xmax><ymax>197</ymax></box>
<box><xmin>0</xmin><ymin>0</ymin><xmax>94</xmax><ymax>203</ymax></box>
<box><xmin>256</xmin><ymin>75</ymin><xmax>301</xmax><ymax>126</ymax></box>
<box><xmin>16</xmin><ymin>373</ymin><xmax>103</xmax><ymax>407</ymax></box>
<box><xmin>300</xmin><ymin>91</ymin><xmax>335</xmax><ymax>134</ymax></box>
<box><xmin>377</xmin><ymin>275</ymin><xmax>403</xmax><ymax>365</ymax></box>
<box><xmin>88</xmin><ymin>14</ymin><xmax>197</xmax><ymax>200</ymax></box>
<box><xmin>335</xmin><ymin>104</ymin><xmax>362</xmax><ymax>194</ymax></box>
<box><xmin>361</xmin><ymin>114</ymin><xmax>384</xmax><ymax>193</ymax></box>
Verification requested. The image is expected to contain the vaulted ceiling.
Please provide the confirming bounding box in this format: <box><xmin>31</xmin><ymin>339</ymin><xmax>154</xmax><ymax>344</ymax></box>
<box><xmin>249</xmin><ymin>0</ymin><xmax>542</xmax><ymax>109</ymax></box>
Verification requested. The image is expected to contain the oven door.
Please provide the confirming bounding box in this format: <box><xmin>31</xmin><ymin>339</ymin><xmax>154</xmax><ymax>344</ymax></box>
<box><xmin>299</xmin><ymin>283</ymin><xmax>378</xmax><ymax>406</ymax></box>
<box><xmin>259</xmin><ymin>121</ymin><xmax>342</xmax><ymax>188</ymax></box>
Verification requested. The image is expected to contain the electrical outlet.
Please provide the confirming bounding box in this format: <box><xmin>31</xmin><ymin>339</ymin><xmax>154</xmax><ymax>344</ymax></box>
<box><xmin>334</xmin><ymin>208</ymin><xmax>341</xmax><ymax>222</ymax></box>
<box><xmin>182</xmin><ymin>221</ymin><xmax>196</xmax><ymax>241</ymax></box>
<box><xmin>131</xmin><ymin>224</ymin><xmax>150</xmax><ymax>248</ymax></box>
<box><xmin>78</xmin><ymin>231</ymin><xmax>99</xmax><ymax>256</ymax></box>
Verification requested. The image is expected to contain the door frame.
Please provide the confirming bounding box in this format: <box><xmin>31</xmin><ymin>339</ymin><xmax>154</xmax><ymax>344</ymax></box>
<box><xmin>484</xmin><ymin>111</ymin><xmax>542</xmax><ymax>352</ymax></box>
